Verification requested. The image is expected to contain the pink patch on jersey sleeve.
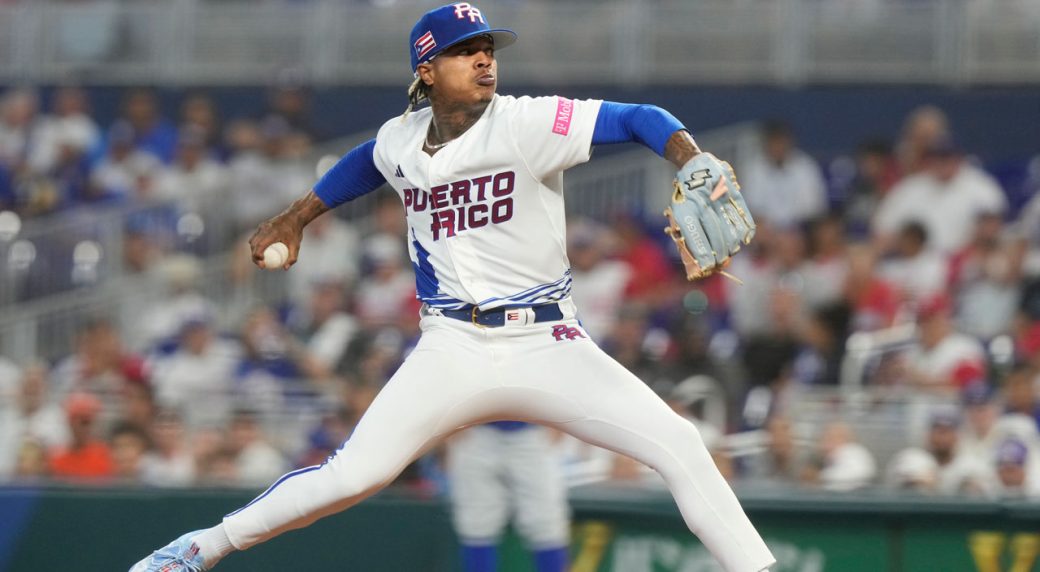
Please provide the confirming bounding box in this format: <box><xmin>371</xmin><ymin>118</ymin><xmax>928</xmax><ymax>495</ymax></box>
<box><xmin>552</xmin><ymin>97</ymin><xmax>574</xmax><ymax>136</ymax></box>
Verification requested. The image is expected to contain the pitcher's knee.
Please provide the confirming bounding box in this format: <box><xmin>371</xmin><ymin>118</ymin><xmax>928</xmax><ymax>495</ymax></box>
<box><xmin>329</xmin><ymin>461</ymin><xmax>397</xmax><ymax>500</ymax></box>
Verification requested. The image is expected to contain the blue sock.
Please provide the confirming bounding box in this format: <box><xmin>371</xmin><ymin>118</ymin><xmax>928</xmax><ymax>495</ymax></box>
<box><xmin>461</xmin><ymin>544</ymin><xmax>498</xmax><ymax>572</ymax></box>
<box><xmin>533</xmin><ymin>546</ymin><xmax>568</xmax><ymax>572</ymax></box>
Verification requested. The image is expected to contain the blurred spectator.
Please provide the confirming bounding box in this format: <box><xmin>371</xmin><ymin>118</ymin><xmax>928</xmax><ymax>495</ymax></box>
<box><xmin>885</xmin><ymin>448</ymin><xmax>939</xmax><ymax>493</ymax></box>
<box><xmin>225</xmin><ymin>119</ymin><xmax>275</xmax><ymax>232</ymax></box>
<box><xmin>1003</xmin><ymin>363</ymin><xmax>1040</xmax><ymax>430</ymax></box>
<box><xmin>287</xmin><ymin>213</ymin><xmax>362</xmax><ymax>310</ymax></box>
<box><xmin>741</xmin><ymin>120</ymin><xmax>828</xmax><ymax>229</ymax></box>
<box><xmin>895</xmin><ymin>106</ymin><xmax>950</xmax><ymax>177</ymax></box>
<box><xmin>265</xmin><ymin>82</ymin><xmax>319</xmax><ymax>141</ymax></box>
<box><xmin>150</xmin><ymin>314</ymin><xmax>240</xmax><ymax>429</ymax></box>
<box><xmin>137</xmin><ymin>255</ymin><xmax>219</xmax><ymax>352</ymax></box>
<box><xmin>1014</xmin><ymin>169</ymin><xmax>1040</xmax><ymax>277</ymax></box>
<box><xmin>179</xmin><ymin>92</ymin><xmax>223</xmax><ymax>153</ymax></box>
<box><xmin>878</xmin><ymin>221</ymin><xmax>947</xmax><ymax>303</ymax></box>
<box><xmin>228</xmin><ymin>409</ymin><xmax>288</xmax><ymax>486</ymax></box>
<box><xmin>0</xmin><ymin>87</ymin><xmax>40</xmax><ymax>171</ymax></box>
<box><xmin>111</xmin><ymin>88</ymin><xmax>177</xmax><ymax>163</ymax></box>
<box><xmin>843</xmin><ymin>244</ymin><xmax>901</xmax><ymax>331</ymax></box>
<box><xmin>118</xmin><ymin>381</ymin><xmax>156</xmax><ymax>434</ymax></box>
<box><xmin>296</xmin><ymin>407</ymin><xmax>357</xmax><ymax>469</ymax></box>
<box><xmin>789</xmin><ymin>303</ymin><xmax>850</xmax><ymax>386</ymax></box>
<box><xmin>51</xmin><ymin>316</ymin><xmax>149</xmax><ymax>402</ymax></box>
<box><xmin>109</xmin><ymin>421</ymin><xmax>150</xmax><ymax>484</ymax></box>
<box><xmin>0</xmin><ymin>364</ymin><xmax>70</xmax><ymax>474</ymax></box>
<box><xmin>612</xmin><ymin>213</ymin><xmax>673</xmax><ymax>305</ymax></box>
<box><xmin>887</xmin><ymin>409</ymin><xmax>992</xmax><ymax>495</ymax></box>
<box><xmin>48</xmin><ymin>393</ymin><xmax>113</xmax><ymax>481</ymax></box>
<box><xmin>874</xmin><ymin>136</ymin><xmax>1007</xmax><ymax>255</ymax></box>
<box><xmin>236</xmin><ymin>306</ymin><xmax>328</xmax><ymax>400</ymax></box>
<box><xmin>800</xmin><ymin>215</ymin><xmax>849</xmax><ymax>310</ymax></box>
<box><xmin>28</xmin><ymin>86</ymin><xmax>100</xmax><ymax>176</ymax></box>
<box><xmin>567</xmin><ymin>220</ymin><xmax>630</xmax><ymax>342</ymax></box>
<box><xmin>89</xmin><ymin>120</ymin><xmax>161</xmax><ymax>201</ymax></box>
<box><xmin>740</xmin><ymin>416</ymin><xmax>805</xmax><ymax>485</ymax></box>
<box><xmin>802</xmin><ymin>422</ymin><xmax>877</xmax><ymax>491</ymax></box>
<box><xmin>959</xmin><ymin>382</ymin><xmax>1040</xmax><ymax>467</ymax></box>
<box><xmin>153</xmin><ymin>125</ymin><xmax>229</xmax><ymax>213</ymax></box>
<box><xmin>840</xmin><ymin>139</ymin><xmax>900</xmax><ymax>238</ymax></box>
<box><xmin>355</xmin><ymin>234</ymin><xmax>415</xmax><ymax>328</ymax></box>
<box><xmin>599</xmin><ymin>304</ymin><xmax>665</xmax><ymax>384</ymax></box>
<box><xmin>948</xmin><ymin>212</ymin><xmax>1022</xmax><ymax>340</ymax></box>
<box><xmin>993</xmin><ymin>438</ymin><xmax>1040</xmax><ymax>498</ymax></box>
<box><xmin>904</xmin><ymin>294</ymin><xmax>986</xmax><ymax>391</ymax></box>
<box><xmin>369</xmin><ymin>191</ymin><xmax>409</xmax><ymax>238</ymax></box>
<box><xmin>141</xmin><ymin>409</ymin><xmax>195</xmax><ymax>487</ymax></box>
<box><xmin>290</xmin><ymin>279</ymin><xmax>359</xmax><ymax>374</ymax></box>
<box><xmin>12</xmin><ymin>439</ymin><xmax>49</xmax><ymax>482</ymax></box>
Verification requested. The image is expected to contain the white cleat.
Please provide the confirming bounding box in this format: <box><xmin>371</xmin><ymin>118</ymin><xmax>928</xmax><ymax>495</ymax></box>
<box><xmin>128</xmin><ymin>529</ymin><xmax>208</xmax><ymax>572</ymax></box>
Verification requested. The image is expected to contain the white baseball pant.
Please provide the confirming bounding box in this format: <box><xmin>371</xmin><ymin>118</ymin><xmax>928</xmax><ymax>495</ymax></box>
<box><xmin>447</xmin><ymin>424</ymin><xmax>570</xmax><ymax>548</ymax></box>
<box><xmin>222</xmin><ymin>300</ymin><xmax>776</xmax><ymax>572</ymax></box>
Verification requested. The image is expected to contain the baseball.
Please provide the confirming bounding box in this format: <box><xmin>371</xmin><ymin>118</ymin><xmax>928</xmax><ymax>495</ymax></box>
<box><xmin>262</xmin><ymin>242</ymin><xmax>289</xmax><ymax>269</ymax></box>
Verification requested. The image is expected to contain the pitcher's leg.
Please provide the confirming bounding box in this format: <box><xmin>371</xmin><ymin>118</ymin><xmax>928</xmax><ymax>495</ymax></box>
<box><xmin>223</xmin><ymin>333</ymin><xmax>492</xmax><ymax>550</ymax></box>
<box><xmin>502</xmin><ymin>331</ymin><xmax>774</xmax><ymax>572</ymax></box>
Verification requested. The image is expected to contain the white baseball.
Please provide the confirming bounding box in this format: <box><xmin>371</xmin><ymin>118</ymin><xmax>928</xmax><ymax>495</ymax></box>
<box><xmin>263</xmin><ymin>242</ymin><xmax>289</xmax><ymax>269</ymax></box>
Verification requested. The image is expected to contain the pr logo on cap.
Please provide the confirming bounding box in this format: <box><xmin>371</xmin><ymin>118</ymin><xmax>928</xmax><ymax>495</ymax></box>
<box><xmin>414</xmin><ymin>31</ymin><xmax>437</xmax><ymax>59</ymax></box>
<box><xmin>453</xmin><ymin>3</ymin><xmax>485</xmax><ymax>23</ymax></box>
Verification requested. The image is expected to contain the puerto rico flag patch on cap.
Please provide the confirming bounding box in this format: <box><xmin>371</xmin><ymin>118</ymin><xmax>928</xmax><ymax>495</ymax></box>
<box><xmin>414</xmin><ymin>31</ymin><xmax>437</xmax><ymax>59</ymax></box>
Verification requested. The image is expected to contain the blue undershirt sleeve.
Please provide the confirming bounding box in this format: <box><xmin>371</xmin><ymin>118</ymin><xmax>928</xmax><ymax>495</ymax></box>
<box><xmin>312</xmin><ymin>139</ymin><xmax>386</xmax><ymax>209</ymax></box>
<box><xmin>592</xmin><ymin>101</ymin><xmax>686</xmax><ymax>158</ymax></box>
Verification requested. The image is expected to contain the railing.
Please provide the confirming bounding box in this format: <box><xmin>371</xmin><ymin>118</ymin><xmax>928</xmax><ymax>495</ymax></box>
<box><xmin>0</xmin><ymin>0</ymin><xmax>1037</xmax><ymax>86</ymax></box>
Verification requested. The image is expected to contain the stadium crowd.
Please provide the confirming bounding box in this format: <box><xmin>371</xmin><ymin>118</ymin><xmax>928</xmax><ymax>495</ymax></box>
<box><xmin>0</xmin><ymin>85</ymin><xmax>1039</xmax><ymax>502</ymax></box>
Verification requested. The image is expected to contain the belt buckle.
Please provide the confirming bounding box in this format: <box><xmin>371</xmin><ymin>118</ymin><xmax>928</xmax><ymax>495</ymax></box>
<box><xmin>471</xmin><ymin>306</ymin><xmax>486</xmax><ymax>329</ymax></box>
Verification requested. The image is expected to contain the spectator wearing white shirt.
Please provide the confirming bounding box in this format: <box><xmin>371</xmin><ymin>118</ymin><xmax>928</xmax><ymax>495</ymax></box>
<box><xmin>741</xmin><ymin>120</ymin><xmax>828</xmax><ymax>230</ymax></box>
<box><xmin>228</xmin><ymin>409</ymin><xmax>288</xmax><ymax>487</ymax></box>
<box><xmin>804</xmin><ymin>422</ymin><xmax>877</xmax><ymax>491</ymax></box>
<box><xmin>567</xmin><ymin>221</ymin><xmax>630</xmax><ymax>342</ymax></box>
<box><xmin>874</xmin><ymin>137</ymin><xmax>1007</xmax><ymax>255</ymax></box>
<box><xmin>949</xmin><ymin>212</ymin><xmax>1023</xmax><ymax>340</ymax></box>
<box><xmin>89</xmin><ymin>120</ymin><xmax>161</xmax><ymax>201</ymax></box>
<box><xmin>150</xmin><ymin>315</ymin><xmax>241</xmax><ymax>430</ymax></box>
<box><xmin>141</xmin><ymin>409</ymin><xmax>195</xmax><ymax>487</ymax></box>
<box><xmin>878</xmin><ymin>221</ymin><xmax>948</xmax><ymax>303</ymax></box>
<box><xmin>895</xmin><ymin>106</ymin><xmax>950</xmax><ymax>177</ymax></box>
<box><xmin>355</xmin><ymin>233</ymin><xmax>415</xmax><ymax>328</ymax></box>
<box><xmin>153</xmin><ymin>125</ymin><xmax>229</xmax><ymax>214</ymax></box>
<box><xmin>0</xmin><ymin>363</ymin><xmax>70</xmax><ymax>478</ymax></box>
<box><xmin>905</xmin><ymin>294</ymin><xmax>987</xmax><ymax>392</ymax></box>
<box><xmin>287</xmin><ymin>213</ymin><xmax>362</xmax><ymax>310</ymax></box>
<box><xmin>27</xmin><ymin>86</ymin><xmax>100</xmax><ymax>175</ymax></box>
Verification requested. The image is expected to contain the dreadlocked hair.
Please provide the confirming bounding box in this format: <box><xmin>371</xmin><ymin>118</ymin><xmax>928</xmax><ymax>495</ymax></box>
<box><xmin>402</xmin><ymin>75</ymin><xmax>432</xmax><ymax>119</ymax></box>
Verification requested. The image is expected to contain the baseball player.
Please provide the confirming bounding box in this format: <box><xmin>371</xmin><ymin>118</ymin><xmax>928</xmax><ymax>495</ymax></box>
<box><xmin>447</xmin><ymin>421</ymin><xmax>569</xmax><ymax>572</ymax></box>
<box><xmin>131</xmin><ymin>3</ymin><xmax>774</xmax><ymax>572</ymax></box>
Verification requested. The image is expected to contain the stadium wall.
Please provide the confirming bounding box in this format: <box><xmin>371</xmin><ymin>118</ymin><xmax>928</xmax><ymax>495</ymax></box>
<box><xmin>2</xmin><ymin>487</ymin><xmax>1038</xmax><ymax>571</ymax></box>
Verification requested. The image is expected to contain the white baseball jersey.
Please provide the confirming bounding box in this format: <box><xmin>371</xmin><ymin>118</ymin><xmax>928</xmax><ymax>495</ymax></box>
<box><xmin>372</xmin><ymin>94</ymin><xmax>603</xmax><ymax>311</ymax></box>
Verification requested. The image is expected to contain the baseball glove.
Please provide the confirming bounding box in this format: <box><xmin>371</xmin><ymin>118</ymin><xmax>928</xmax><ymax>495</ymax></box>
<box><xmin>663</xmin><ymin>152</ymin><xmax>755</xmax><ymax>282</ymax></box>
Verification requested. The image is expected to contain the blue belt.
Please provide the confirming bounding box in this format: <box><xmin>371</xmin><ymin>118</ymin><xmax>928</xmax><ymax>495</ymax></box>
<box><xmin>439</xmin><ymin>303</ymin><xmax>563</xmax><ymax>328</ymax></box>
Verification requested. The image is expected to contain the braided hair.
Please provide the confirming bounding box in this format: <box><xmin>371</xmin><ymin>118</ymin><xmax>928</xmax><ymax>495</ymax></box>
<box><xmin>402</xmin><ymin>75</ymin><xmax>432</xmax><ymax>119</ymax></box>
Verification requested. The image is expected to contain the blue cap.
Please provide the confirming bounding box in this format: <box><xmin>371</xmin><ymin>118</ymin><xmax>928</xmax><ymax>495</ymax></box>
<box><xmin>409</xmin><ymin>3</ymin><xmax>516</xmax><ymax>72</ymax></box>
<box><xmin>996</xmin><ymin>439</ymin><xmax>1028</xmax><ymax>466</ymax></box>
<box><xmin>961</xmin><ymin>382</ymin><xmax>995</xmax><ymax>406</ymax></box>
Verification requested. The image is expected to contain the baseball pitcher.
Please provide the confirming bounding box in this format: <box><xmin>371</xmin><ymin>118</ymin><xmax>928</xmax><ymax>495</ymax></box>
<box><xmin>131</xmin><ymin>3</ymin><xmax>772</xmax><ymax>571</ymax></box>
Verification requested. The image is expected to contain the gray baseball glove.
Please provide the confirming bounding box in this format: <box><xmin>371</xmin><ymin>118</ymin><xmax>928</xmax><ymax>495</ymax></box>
<box><xmin>663</xmin><ymin>152</ymin><xmax>756</xmax><ymax>281</ymax></box>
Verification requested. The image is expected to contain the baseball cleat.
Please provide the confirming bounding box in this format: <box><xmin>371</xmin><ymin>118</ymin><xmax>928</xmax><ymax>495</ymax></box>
<box><xmin>128</xmin><ymin>530</ymin><xmax>208</xmax><ymax>572</ymax></box>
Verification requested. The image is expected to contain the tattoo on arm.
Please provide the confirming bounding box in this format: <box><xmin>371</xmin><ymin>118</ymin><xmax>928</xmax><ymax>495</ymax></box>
<box><xmin>664</xmin><ymin>129</ymin><xmax>701</xmax><ymax>169</ymax></box>
<box><xmin>285</xmin><ymin>190</ymin><xmax>331</xmax><ymax>228</ymax></box>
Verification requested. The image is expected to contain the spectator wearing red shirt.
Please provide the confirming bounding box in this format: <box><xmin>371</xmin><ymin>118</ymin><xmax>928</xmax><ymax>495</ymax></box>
<box><xmin>48</xmin><ymin>393</ymin><xmax>113</xmax><ymax>481</ymax></box>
